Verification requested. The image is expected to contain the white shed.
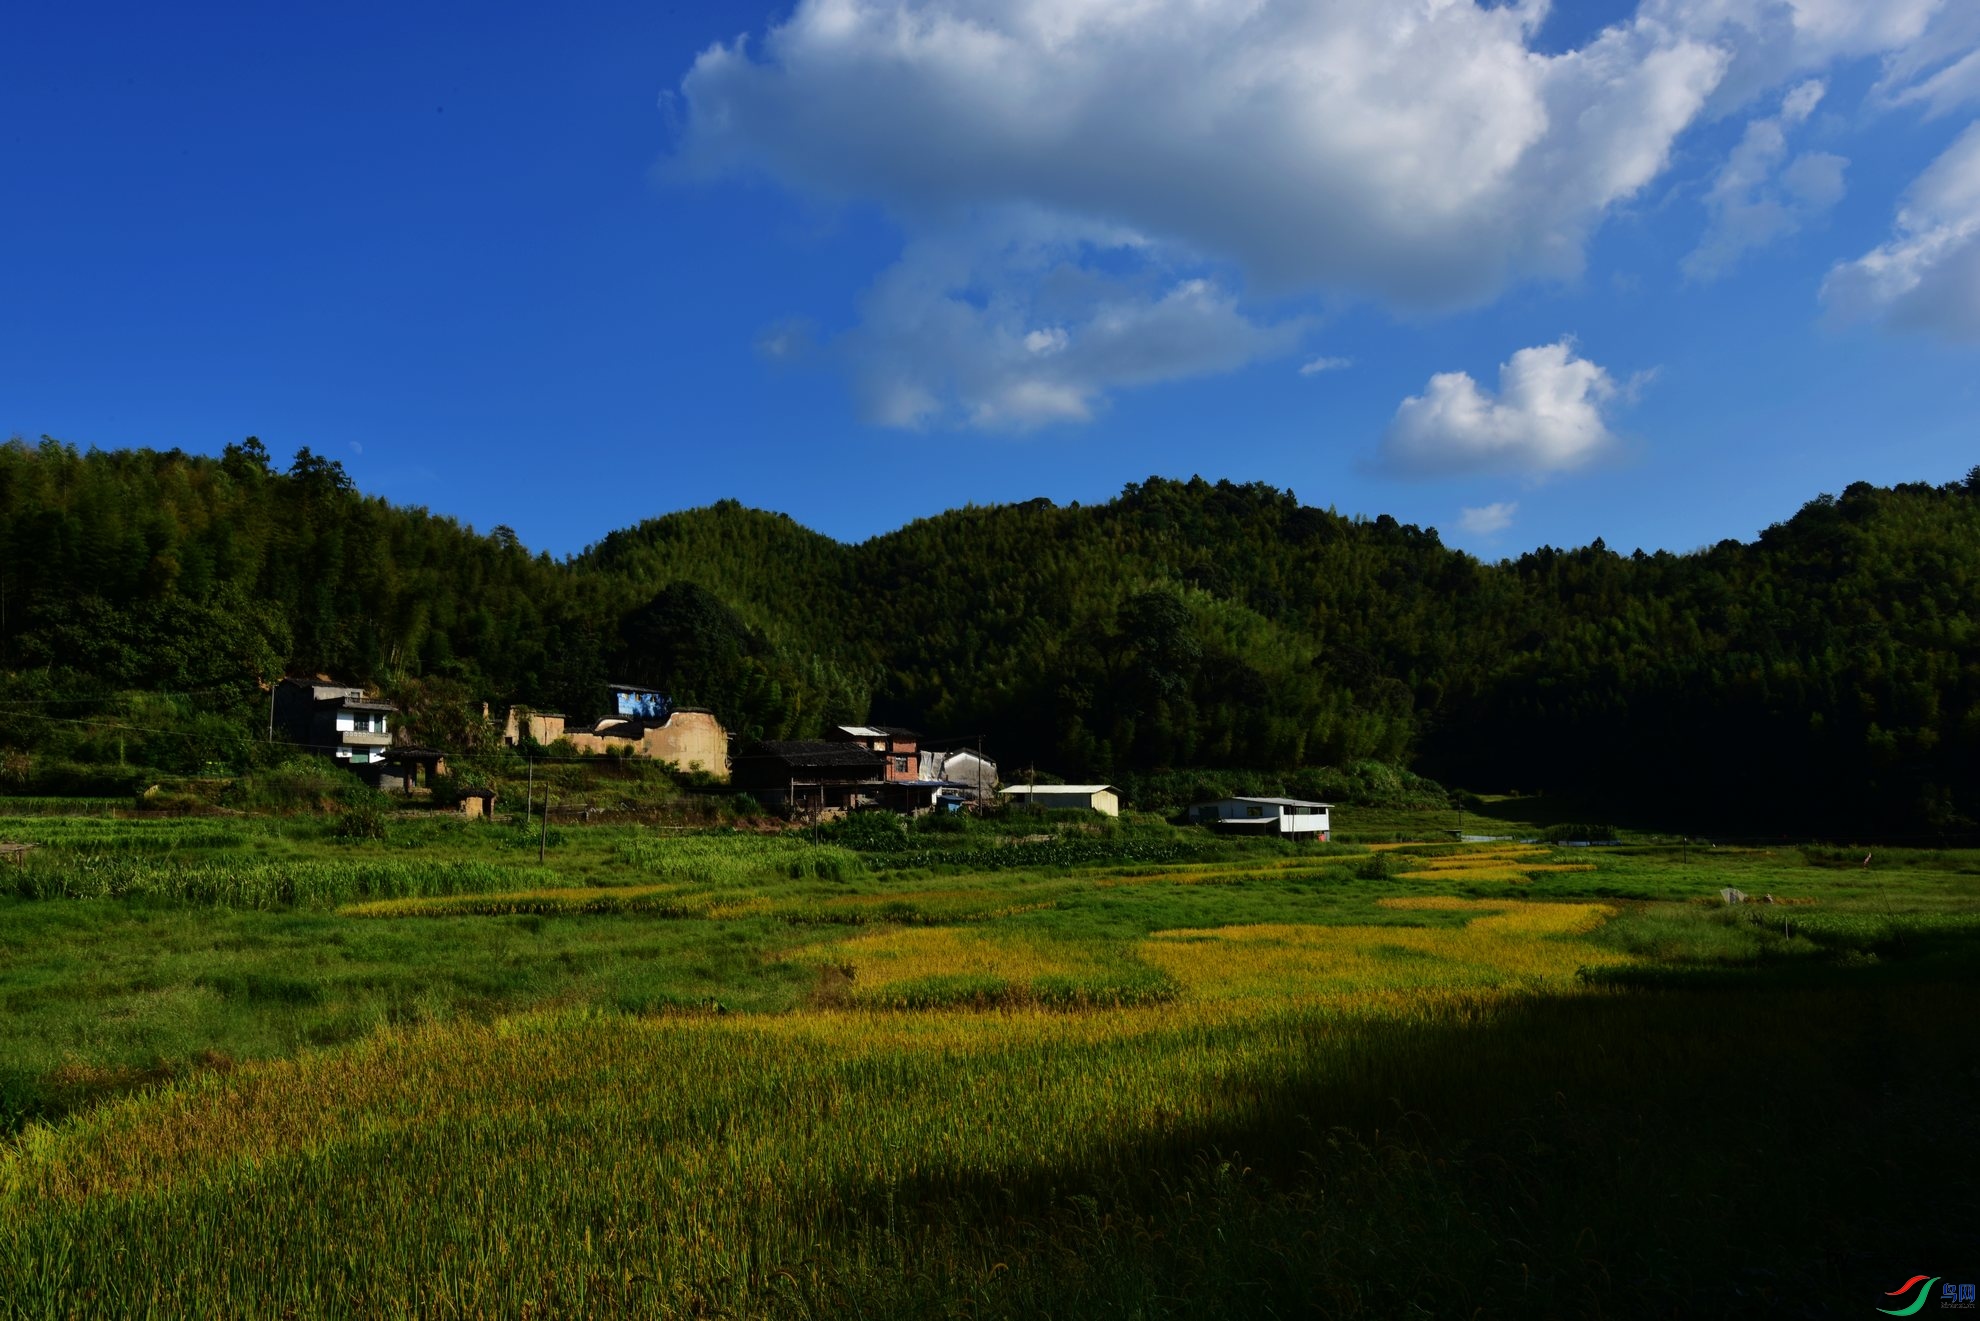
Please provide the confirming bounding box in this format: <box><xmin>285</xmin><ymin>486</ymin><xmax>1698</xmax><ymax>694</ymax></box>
<box><xmin>1000</xmin><ymin>784</ymin><xmax>1121</xmax><ymax>817</ymax></box>
<box><xmin>1185</xmin><ymin>796</ymin><xmax>1331</xmax><ymax>839</ymax></box>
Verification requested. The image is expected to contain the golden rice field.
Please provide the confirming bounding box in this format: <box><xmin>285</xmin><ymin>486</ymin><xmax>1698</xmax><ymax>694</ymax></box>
<box><xmin>3</xmin><ymin>824</ymin><xmax>1976</xmax><ymax>1317</ymax></box>
<box><xmin>1377</xmin><ymin>842</ymin><xmax>1599</xmax><ymax>883</ymax></box>
<box><xmin>1145</xmin><ymin>897</ymin><xmax>1628</xmax><ymax>1000</ymax></box>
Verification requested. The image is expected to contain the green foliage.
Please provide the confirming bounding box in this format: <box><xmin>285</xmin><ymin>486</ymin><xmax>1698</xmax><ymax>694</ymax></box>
<box><xmin>1121</xmin><ymin>760</ymin><xmax>1453</xmax><ymax>814</ymax></box>
<box><xmin>3</xmin><ymin>441</ymin><xmax>1976</xmax><ymax>831</ymax></box>
<box><xmin>0</xmin><ymin>819</ymin><xmax>1974</xmax><ymax>1316</ymax></box>
<box><xmin>1536</xmin><ymin>822</ymin><xmax>1620</xmax><ymax>842</ymax></box>
<box><xmin>221</xmin><ymin>758</ymin><xmax>353</xmax><ymax>813</ymax></box>
<box><xmin>9</xmin><ymin>853</ymin><xmax>553</xmax><ymax>908</ymax></box>
<box><xmin>329</xmin><ymin>787</ymin><xmax>392</xmax><ymax>843</ymax></box>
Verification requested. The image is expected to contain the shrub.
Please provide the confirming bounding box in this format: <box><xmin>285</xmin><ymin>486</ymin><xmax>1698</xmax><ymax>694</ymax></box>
<box><xmin>329</xmin><ymin>785</ymin><xmax>394</xmax><ymax>842</ymax></box>
<box><xmin>1355</xmin><ymin>851</ymin><xmax>1401</xmax><ymax>880</ymax></box>
<box><xmin>222</xmin><ymin>759</ymin><xmax>352</xmax><ymax>813</ymax></box>
<box><xmin>822</xmin><ymin>810</ymin><xmax>911</xmax><ymax>852</ymax></box>
<box><xmin>1537</xmin><ymin>823</ymin><xmax>1619</xmax><ymax>843</ymax></box>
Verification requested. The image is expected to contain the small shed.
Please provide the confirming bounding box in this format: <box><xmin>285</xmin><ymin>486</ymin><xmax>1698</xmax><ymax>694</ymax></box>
<box><xmin>1185</xmin><ymin>796</ymin><xmax>1331</xmax><ymax>840</ymax></box>
<box><xmin>460</xmin><ymin>788</ymin><xmax>497</xmax><ymax>820</ymax></box>
<box><xmin>999</xmin><ymin>784</ymin><xmax>1121</xmax><ymax>817</ymax></box>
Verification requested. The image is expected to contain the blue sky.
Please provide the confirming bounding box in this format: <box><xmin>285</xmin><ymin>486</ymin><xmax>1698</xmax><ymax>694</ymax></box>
<box><xmin>3</xmin><ymin>1</ymin><xmax>1976</xmax><ymax>559</ymax></box>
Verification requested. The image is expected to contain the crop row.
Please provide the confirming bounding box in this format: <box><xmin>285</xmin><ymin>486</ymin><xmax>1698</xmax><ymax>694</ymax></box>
<box><xmin>11</xmin><ymin>854</ymin><xmax>560</xmax><ymax>909</ymax></box>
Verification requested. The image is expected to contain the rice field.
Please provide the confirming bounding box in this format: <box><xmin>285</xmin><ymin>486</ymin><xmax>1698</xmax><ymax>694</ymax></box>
<box><xmin>1387</xmin><ymin>842</ymin><xmax>1598</xmax><ymax>883</ymax></box>
<box><xmin>1</xmin><ymin>811</ymin><xmax>1975</xmax><ymax>1316</ymax></box>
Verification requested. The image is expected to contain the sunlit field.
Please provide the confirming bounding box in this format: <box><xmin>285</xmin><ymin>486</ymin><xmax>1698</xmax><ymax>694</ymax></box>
<box><xmin>2</xmin><ymin>809</ymin><xmax>1977</xmax><ymax>1317</ymax></box>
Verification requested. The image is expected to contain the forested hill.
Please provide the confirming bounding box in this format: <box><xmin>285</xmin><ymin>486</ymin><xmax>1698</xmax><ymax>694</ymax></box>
<box><xmin>3</xmin><ymin>436</ymin><xmax>1977</xmax><ymax>833</ymax></box>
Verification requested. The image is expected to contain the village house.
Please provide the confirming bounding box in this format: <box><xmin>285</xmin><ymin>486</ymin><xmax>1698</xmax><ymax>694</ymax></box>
<box><xmin>826</xmin><ymin>725</ymin><xmax>922</xmax><ymax>782</ymax></box>
<box><xmin>272</xmin><ymin>679</ymin><xmax>455</xmax><ymax>792</ymax></box>
<box><xmin>729</xmin><ymin>740</ymin><xmax>886</xmax><ymax>814</ymax></box>
<box><xmin>1186</xmin><ymin>796</ymin><xmax>1332</xmax><ymax>840</ymax></box>
<box><xmin>999</xmin><ymin>784</ymin><xmax>1122</xmax><ymax>817</ymax></box>
<box><xmin>503</xmin><ymin>683</ymin><xmax>728</xmax><ymax>779</ymax></box>
<box><xmin>272</xmin><ymin>678</ymin><xmax>398</xmax><ymax>772</ymax></box>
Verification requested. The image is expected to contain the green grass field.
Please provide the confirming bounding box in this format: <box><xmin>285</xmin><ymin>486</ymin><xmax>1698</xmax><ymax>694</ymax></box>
<box><xmin>2</xmin><ymin>805</ymin><xmax>1976</xmax><ymax>1317</ymax></box>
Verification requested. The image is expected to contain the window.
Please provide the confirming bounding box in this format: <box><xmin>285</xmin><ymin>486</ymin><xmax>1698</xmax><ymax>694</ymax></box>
<box><xmin>1248</xmin><ymin>805</ymin><xmax>1262</xmax><ymax>818</ymax></box>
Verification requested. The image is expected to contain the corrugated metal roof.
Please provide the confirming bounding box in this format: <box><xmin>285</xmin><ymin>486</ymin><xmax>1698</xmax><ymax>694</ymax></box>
<box><xmin>1225</xmin><ymin>796</ymin><xmax>1332</xmax><ymax>809</ymax></box>
<box><xmin>837</xmin><ymin>725</ymin><xmax>887</xmax><ymax>738</ymax></box>
<box><xmin>741</xmin><ymin>741</ymin><xmax>886</xmax><ymax>769</ymax></box>
<box><xmin>1001</xmin><ymin>784</ymin><xmax>1120</xmax><ymax>795</ymax></box>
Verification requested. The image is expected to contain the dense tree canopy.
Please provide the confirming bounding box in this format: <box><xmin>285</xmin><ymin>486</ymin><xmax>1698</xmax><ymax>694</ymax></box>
<box><xmin>2</xmin><ymin>437</ymin><xmax>1975</xmax><ymax>833</ymax></box>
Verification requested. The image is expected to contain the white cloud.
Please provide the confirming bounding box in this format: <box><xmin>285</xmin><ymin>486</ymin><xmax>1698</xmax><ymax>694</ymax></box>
<box><xmin>838</xmin><ymin>215</ymin><xmax>1305</xmax><ymax>431</ymax></box>
<box><xmin>1646</xmin><ymin>0</ymin><xmax>1950</xmax><ymax>110</ymax></box>
<box><xmin>668</xmin><ymin>0</ymin><xmax>1975</xmax><ymax>426</ymax></box>
<box><xmin>1457</xmin><ymin>501</ymin><xmax>1519</xmax><ymax>535</ymax></box>
<box><xmin>1899</xmin><ymin>48</ymin><xmax>1980</xmax><ymax>116</ymax></box>
<box><xmin>755</xmin><ymin>317</ymin><xmax>818</xmax><ymax>361</ymax></box>
<box><xmin>1878</xmin><ymin>2</ymin><xmax>1980</xmax><ymax>116</ymax></box>
<box><xmin>1023</xmin><ymin>327</ymin><xmax>1069</xmax><ymax>356</ymax></box>
<box><xmin>1822</xmin><ymin>120</ymin><xmax>1980</xmax><ymax>341</ymax></box>
<box><xmin>1684</xmin><ymin>80</ymin><xmax>1846</xmax><ymax>280</ymax></box>
<box><xmin>1299</xmin><ymin>355</ymin><xmax>1352</xmax><ymax>376</ymax></box>
<box><xmin>676</xmin><ymin>0</ymin><xmax>1732</xmax><ymax>309</ymax></box>
<box><xmin>1381</xmin><ymin>340</ymin><xmax>1625</xmax><ymax>477</ymax></box>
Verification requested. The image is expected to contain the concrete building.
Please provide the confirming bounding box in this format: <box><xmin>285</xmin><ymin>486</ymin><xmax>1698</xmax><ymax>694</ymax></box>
<box><xmin>999</xmin><ymin>784</ymin><xmax>1122</xmax><ymax>817</ymax></box>
<box><xmin>272</xmin><ymin>679</ymin><xmax>396</xmax><ymax>772</ymax></box>
<box><xmin>828</xmin><ymin>726</ymin><xmax>921</xmax><ymax>782</ymax></box>
<box><xmin>1186</xmin><ymin>796</ymin><xmax>1331</xmax><ymax>840</ymax></box>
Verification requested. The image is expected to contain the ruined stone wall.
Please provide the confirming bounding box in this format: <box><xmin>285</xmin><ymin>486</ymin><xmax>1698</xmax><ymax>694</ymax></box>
<box><xmin>558</xmin><ymin>710</ymin><xmax>729</xmax><ymax>779</ymax></box>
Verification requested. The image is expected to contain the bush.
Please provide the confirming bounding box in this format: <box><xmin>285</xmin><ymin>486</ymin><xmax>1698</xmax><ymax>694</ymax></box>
<box><xmin>330</xmin><ymin>785</ymin><xmax>393</xmax><ymax>842</ymax></box>
<box><xmin>222</xmin><ymin>759</ymin><xmax>352</xmax><ymax>813</ymax></box>
<box><xmin>0</xmin><ymin>756</ymin><xmax>145</xmax><ymax>799</ymax></box>
<box><xmin>821</xmin><ymin>810</ymin><xmax>912</xmax><ymax>852</ymax></box>
<box><xmin>1537</xmin><ymin>823</ymin><xmax>1619</xmax><ymax>843</ymax></box>
<box><xmin>1121</xmin><ymin>761</ymin><xmax>1451</xmax><ymax>815</ymax></box>
<box><xmin>1354</xmin><ymin>851</ymin><xmax>1401</xmax><ymax>880</ymax></box>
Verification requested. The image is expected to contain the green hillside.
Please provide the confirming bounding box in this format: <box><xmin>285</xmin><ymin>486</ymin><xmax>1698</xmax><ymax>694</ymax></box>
<box><xmin>2</xmin><ymin>436</ymin><xmax>1976</xmax><ymax>833</ymax></box>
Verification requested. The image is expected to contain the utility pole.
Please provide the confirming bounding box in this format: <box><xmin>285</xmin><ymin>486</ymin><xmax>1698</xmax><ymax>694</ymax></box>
<box><xmin>525</xmin><ymin>756</ymin><xmax>534</xmax><ymax>826</ymax></box>
<box><xmin>540</xmin><ymin>794</ymin><xmax>551</xmax><ymax>864</ymax></box>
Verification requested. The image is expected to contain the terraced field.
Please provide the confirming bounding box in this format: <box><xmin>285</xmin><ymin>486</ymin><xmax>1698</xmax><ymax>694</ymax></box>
<box><xmin>2</xmin><ymin>810</ymin><xmax>1975</xmax><ymax>1316</ymax></box>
